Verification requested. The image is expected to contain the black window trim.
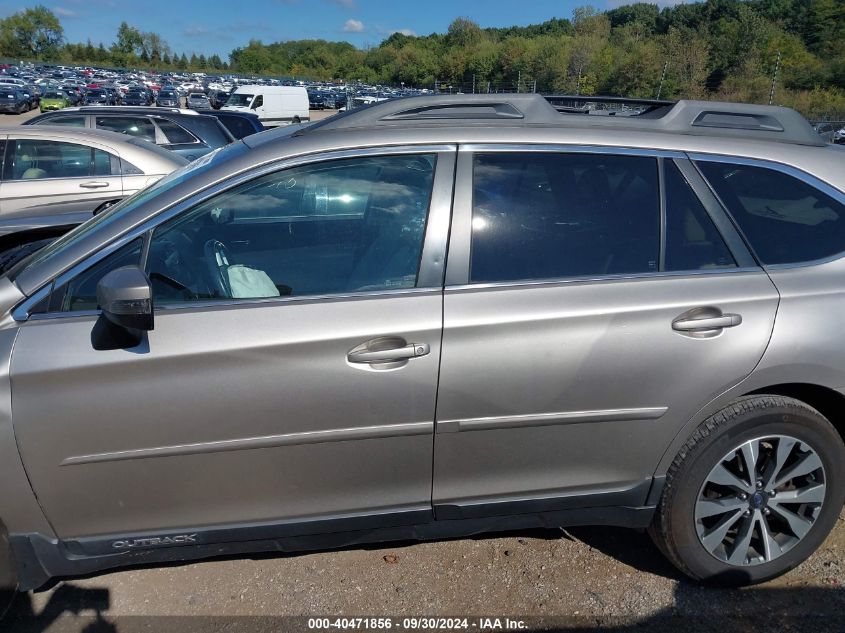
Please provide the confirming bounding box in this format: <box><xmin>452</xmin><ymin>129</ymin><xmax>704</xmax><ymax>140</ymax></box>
<box><xmin>14</xmin><ymin>144</ymin><xmax>457</xmax><ymax>322</ymax></box>
<box><xmin>689</xmin><ymin>152</ymin><xmax>845</xmax><ymax>270</ymax></box>
<box><xmin>445</xmin><ymin>144</ymin><xmax>758</xmax><ymax>289</ymax></box>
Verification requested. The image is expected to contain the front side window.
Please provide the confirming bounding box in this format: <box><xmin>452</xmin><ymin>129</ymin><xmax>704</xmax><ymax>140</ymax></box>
<box><xmin>470</xmin><ymin>152</ymin><xmax>660</xmax><ymax>283</ymax></box>
<box><xmin>95</xmin><ymin>116</ymin><xmax>156</xmax><ymax>142</ymax></box>
<box><xmin>5</xmin><ymin>140</ymin><xmax>112</xmax><ymax>180</ymax></box>
<box><xmin>252</xmin><ymin>95</ymin><xmax>263</xmax><ymax>109</ymax></box>
<box><xmin>55</xmin><ymin>239</ymin><xmax>144</xmax><ymax>312</ymax></box>
<box><xmin>697</xmin><ymin>161</ymin><xmax>845</xmax><ymax>265</ymax></box>
<box><xmin>145</xmin><ymin>154</ymin><xmax>436</xmax><ymax>303</ymax></box>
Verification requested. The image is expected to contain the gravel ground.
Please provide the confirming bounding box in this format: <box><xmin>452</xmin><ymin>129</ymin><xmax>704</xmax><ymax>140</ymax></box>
<box><xmin>3</xmin><ymin>509</ymin><xmax>843</xmax><ymax>631</ymax></box>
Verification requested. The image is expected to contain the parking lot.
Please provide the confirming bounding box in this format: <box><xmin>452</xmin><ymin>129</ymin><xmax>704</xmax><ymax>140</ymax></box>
<box><xmin>1</xmin><ymin>106</ymin><xmax>844</xmax><ymax>633</ymax></box>
<box><xmin>0</xmin><ymin>107</ymin><xmax>339</xmax><ymax>126</ymax></box>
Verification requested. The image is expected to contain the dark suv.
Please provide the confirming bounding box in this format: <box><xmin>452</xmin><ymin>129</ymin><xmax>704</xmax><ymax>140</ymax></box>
<box><xmin>25</xmin><ymin>107</ymin><xmax>236</xmax><ymax>161</ymax></box>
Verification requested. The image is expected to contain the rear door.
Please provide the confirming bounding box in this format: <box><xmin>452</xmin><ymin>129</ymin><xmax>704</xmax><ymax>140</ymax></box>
<box><xmin>432</xmin><ymin>147</ymin><xmax>779</xmax><ymax>519</ymax></box>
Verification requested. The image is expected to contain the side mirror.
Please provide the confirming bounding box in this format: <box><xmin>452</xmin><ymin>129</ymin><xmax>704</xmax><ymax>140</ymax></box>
<box><xmin>96</xmin><ymin>266</ymin><xmax>154</xmax><ymax>332</ymax></box>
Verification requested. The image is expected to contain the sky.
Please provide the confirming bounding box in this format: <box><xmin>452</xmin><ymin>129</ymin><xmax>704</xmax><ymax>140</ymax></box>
<box><xmin>2</xmin><ymin>0</ymin><xmax>686</xmax><ymax>59</ymax></box>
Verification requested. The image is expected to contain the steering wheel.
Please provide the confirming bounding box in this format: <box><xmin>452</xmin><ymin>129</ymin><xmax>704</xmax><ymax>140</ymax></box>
<box><xmin>203</xmin><ymin>239</ymin><xmax>232</xmax><ymax>298</ymax></box>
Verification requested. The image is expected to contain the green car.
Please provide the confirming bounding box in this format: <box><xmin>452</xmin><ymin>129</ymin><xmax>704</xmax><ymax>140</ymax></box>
<box><xmin>39</xmin><ymin>91</ymin><xmax>70</xmax><ymax>112</ymax></box>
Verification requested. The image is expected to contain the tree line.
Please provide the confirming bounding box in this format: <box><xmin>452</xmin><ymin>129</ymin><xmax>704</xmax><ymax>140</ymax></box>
<box><xmin>1</xmin><ymin>1</ymin><xmax>844</xmax><ymax>118</ymax></box>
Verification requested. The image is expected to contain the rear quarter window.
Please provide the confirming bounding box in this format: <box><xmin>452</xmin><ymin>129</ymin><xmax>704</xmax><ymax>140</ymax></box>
<box><xmin>698</xmin><ymin>161</ymin><xmax>845</xmax><ymax>265</ymax></box>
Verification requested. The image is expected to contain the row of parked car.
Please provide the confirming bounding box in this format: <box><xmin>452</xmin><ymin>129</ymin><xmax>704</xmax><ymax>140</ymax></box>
<box><xmin>0</xmin><ymin>103</ymin><xmax>275</xmax><ymax>270</ymax></box>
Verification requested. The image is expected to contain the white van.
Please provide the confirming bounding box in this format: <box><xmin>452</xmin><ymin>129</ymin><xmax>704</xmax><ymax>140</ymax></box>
<box><xmin>222</xmin><ymin>85</ymin><xmax>309</xmax><ymax>127</ymax></box>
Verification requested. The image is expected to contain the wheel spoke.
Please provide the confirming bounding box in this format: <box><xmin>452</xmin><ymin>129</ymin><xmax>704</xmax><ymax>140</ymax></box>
<box><xmin>708</xmin><ymin>463</ymin><xmax>754</xmax><ymax>493</ymax></box>
<box><xmin>765</xmin><ymin>437</ymin><xmax>797</xmax><ymax>491</ymax></box>
<box><xmin>774</xmin><ymin>451</ymin><xmax>823</xmax><ymax>488</ymax></box>
<box><xmin>727</xmin><ymin>511</ymin><xmax>756</xmax><ymax>565</ymax></box>
<box><xmin>757</xmin><ymin>515</ymin><xmax>781</xmax><ymax>562</ymax></box>
<box><xmin>773</xmin><ymin>483</ymin><xmax>826</xmax><ymax>505</ymax></box>
<box><xmin>739</xmin><ymin>439</ymin><xmax>760</xmax><ymax>484</ymax></box>
<box><xmin>701</xmin><ymin>508</ymin><xmax>744</xmax><ymax>553</ymax></box>
<box><xmin>696</xmin><ymin>496</ymin><xmax>747</xmax><ymax>520</ymax></box>
<box><xmin>768</xmin><ymin>502</ymin><xmax>813</xmax><ymax>539</ymax></box>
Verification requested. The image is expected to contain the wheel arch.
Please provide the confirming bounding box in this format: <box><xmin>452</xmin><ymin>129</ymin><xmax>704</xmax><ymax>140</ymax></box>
<box><xmin>655</xmin><ymin>378</ymin><xmax>845</xmax><ymax>477</ymax></box>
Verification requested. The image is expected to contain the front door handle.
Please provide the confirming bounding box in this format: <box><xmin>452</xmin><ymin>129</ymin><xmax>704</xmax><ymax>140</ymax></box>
<box><xmin>348</xmin><ymin>342</ymin><xmax>430</xmax><ymax>364</ymax></box>
<box><xmin>79</xmin><ymin>181</ymin><xmax>110</xmax><ymax>189</ymax></box>
<box><xmin>672</xmin><ymin>313</ymin><xmax>742</xmax><ymax>331</ymax></box>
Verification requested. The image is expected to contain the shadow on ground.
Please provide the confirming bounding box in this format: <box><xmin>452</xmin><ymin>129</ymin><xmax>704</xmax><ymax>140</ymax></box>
<box><xmin>1</xmin><ymin>526</ymin><xmax>843</xmax><ymax>632</ymax></box>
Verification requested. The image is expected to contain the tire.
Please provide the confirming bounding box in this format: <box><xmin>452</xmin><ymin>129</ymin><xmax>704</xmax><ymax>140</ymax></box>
<box><xmin>650</xmin><ymin>395</ymin><xmax>845</xmax><ymax>585</ymax></box>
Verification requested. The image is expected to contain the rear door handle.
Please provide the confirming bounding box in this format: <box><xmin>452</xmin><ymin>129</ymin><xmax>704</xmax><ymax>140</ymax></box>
<box><xmin>348</xmin><ymin>343</ymin><xmax>430</xmax><ymax>364</ymax></box>
<box><xmin>672</xmin><ymin>314</ymin><xmax>742</xmax><ymax>331</ymax></box>
<box><xmin>79</xmin><ymin>181</ymin><xmax>110</xmax><ymax>189</ymax></box>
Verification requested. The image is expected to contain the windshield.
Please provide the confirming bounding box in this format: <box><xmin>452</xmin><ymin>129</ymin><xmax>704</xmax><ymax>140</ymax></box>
<box><xmin>0</xmin><ymin>91</ymin><xmax>15</xmax><ymax>99</ymax></box>
<box><xmin>226</xmin><ymin>93</ymin><xmax>253</xmax><ymax>107</ymax></box>
<box><xmin>159</xmin><ymin>91</ymin><xmax>177</xmax><ymax>98</ymax></box>
<box><xmin>43</xmin><ymin>92</ymin><xmax>64</xmax><ymax>99</ymax></box>
<box><xmin>10</xmin><ymin>141</ymin><xmax>246</xmax><ymax>280</ymax></box>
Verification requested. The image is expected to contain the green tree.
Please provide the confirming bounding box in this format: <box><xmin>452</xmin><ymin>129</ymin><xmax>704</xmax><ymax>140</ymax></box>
<box><xmin>0</xmin><ymin>5</ymin><xmax>63</xmax><ymax>59</ymax></box>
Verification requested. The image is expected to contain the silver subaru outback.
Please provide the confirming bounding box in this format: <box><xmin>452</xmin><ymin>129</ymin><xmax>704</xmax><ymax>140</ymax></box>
<box><xmin>0</xmin><ymin>94</ymin><xmax>843</xmax><ymax>593</ymax></box>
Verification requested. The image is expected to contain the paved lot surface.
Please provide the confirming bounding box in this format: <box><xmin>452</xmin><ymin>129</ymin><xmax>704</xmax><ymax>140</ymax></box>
<box><xmin>1</xmin><ymin>104</ymin><xmax>843</xmax><ymax>631</ymax></box>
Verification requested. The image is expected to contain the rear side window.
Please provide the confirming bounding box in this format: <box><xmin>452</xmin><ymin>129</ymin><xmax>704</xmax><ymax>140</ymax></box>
<box><xmin>664</xmin><ymin>162</ymin><xmax>736</xmax><ymax>271</ymax></box>
<box><xmin>218</xmin><ymin>115</ymin><xmax>258</xmax><ymax>139</ymax></box>
<box><xmin>698</xmin><ymin>161</ymin><xmax>845</xmax><ymax>265</ymax></box>
<box><xmin>156</xmin><ymin>119</ymin><xmax>198</xmax><ymax>145</ymax></box>
<box><xmin>95</xmin><ymin>116</ymin><xmax>156</xmax><ymax>142</ymax></box>
<box><xmin>470</xmin><ymin>152</ymin><xmax>660</xmax><ymax>283</ymax></box>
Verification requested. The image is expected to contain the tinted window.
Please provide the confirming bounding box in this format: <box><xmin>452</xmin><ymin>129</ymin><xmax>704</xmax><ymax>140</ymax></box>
<box><xmin>217</xmin><ymin>115</ymin><xmax>258</xmax><ymax>139</ymax></box>
<box><xmin>253</xmin><ymin>95</ymin><xmax>263</xmax><ymax>109</ymax></box>
<box><xmin>57</xmin><ymin>239</ymin><xmax>143</xmax><ymax>312</ymax></box>
<box><xmin>7</xmin><ymin>140</ymin><xmax>101</xmax><ymax>180</ymax></box>
<box><xmin>145</xmin><ymin>154</ymin><xmax>436</xmax><ymax>303</ymax></box>
<box><xmin>43</xmin><ymin>115</ymin><xmax>86</xmax><ymax>127</ymax></box>
<box><xmin>156</xmin><ymin>119</ymin><xmax>197</xmax><ymax>144</ymax></box>
<box><xmin>470</xmin><ymin>152</ymin><xmax>660</xmax><ymax>283</ymax></box>
<box><xmin>664</xmin><ymin>162</ymin><xmax>736</xmax><ymax>271</ymax></box>
<box><xmin>698</xmin><ymin>161</ymin><xmax>845</xmax><ymax>265</ymax></box>
<box><xmin>95</xmin><ymin>116</ymin><xmax>156</xmax><ymax>142</ymax></box>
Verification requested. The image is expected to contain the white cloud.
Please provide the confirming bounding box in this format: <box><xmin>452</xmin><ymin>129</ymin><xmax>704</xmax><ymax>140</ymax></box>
<box><xmin>331</xmin><ymin>0</ymin><xmax>357</xmax><ymax>8</ymax></box>
<box><xmin>392</xmin><ymin>28</ymin><xmax>416</xmax><ymax>37</ymax></box>
<box><xmin>183</xmin><ymin>25</ymin><xmax>209</xmax><ymax>37</ymax></box>
<box><xmin>343</xmin><ymin>19</ymin><xmax>365</xmax><ymax>33</ymax></box>
<box><xmin>54</xmin><ymin>6</ymin><xmax>78</xmax><ymax>17</ymax></box>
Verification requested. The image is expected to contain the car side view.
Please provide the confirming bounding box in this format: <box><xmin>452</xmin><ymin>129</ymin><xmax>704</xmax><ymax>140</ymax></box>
<box><xmin>0</xmin><ymin>94</ymin><xmax>844</xmax><ymax>594</ymax></box>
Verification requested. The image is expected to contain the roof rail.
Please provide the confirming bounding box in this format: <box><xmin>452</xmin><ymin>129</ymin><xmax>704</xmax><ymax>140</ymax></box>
<box><xmin>301</xmin><ymin>94</ymin><xmax>825</xmax><ymax>146</ymax></box>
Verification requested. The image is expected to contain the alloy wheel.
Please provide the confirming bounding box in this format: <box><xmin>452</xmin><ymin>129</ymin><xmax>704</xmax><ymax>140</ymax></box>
<box><xmin>695</xmin><ymin>435</ymin><xmax>826</xmax><ymax>566</ymax></box>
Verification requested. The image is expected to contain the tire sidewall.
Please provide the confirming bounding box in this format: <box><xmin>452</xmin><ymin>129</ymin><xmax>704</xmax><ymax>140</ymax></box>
<box><xmin>668</xmin><ymin>403</ymin><xmax>845</xmax><ymax>584</ymax></box>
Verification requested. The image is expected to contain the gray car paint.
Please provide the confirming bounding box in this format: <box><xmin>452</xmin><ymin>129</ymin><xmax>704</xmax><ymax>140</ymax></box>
<box><xmin>0</xmin><ymin>97</ymin><xmax>844</xmax><ymax>586</ymax></box>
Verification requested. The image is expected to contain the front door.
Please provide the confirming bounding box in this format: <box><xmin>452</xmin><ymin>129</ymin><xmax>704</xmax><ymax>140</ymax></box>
<box><xmin>0</xmin><ymin>136</ymin><xmax>123</xmax><ymax>220</ymax></box>
<box><xmin>433</xmin><ymin>148</ymin><xmax>780</xmax><ymax>518</ymax></box>
<box><xmin>11</xmin><ymin>149</ymin><xmax>454</xmax><ymax>540</ymax></box>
